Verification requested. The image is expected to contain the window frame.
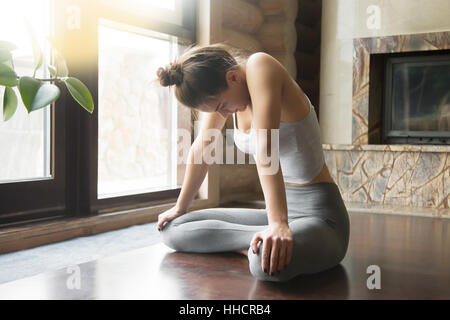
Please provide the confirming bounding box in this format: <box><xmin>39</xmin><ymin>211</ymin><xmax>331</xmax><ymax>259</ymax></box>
<box><xmin>0</xmin><ymin>0</ymin><xmax>66</xmax><ymax>227</ymax></box>
<box><xmin>62</xmin><ymin>0</ymin><xmax>197</xmax><ymax>216</ymax></box>
<box><xmin>0</xmin><ymin>0</ymin><xmax>197</xmax><ymax>226</ymax></box>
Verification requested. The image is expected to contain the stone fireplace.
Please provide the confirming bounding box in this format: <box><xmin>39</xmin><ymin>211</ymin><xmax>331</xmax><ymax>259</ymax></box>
<box><xmin>352</xmin><ymin>31</ymin><xmax>450</xmax><ymax>145</ymax></box>
<box><xmin>381</xmin><ymin>52</ymin><xmax>450</xmax><ymax>145</ymax></box>
<box><xmin>323</xmin><ymin>31</ymin><xmax>450</xmax><ymax>216</ymax></box>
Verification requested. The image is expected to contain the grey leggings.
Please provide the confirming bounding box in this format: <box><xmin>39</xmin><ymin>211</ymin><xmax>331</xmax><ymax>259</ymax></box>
<box><xmin>161</xmin><ymin>182</ymin><xmax>350</xmax><ymax>282</ymax></box>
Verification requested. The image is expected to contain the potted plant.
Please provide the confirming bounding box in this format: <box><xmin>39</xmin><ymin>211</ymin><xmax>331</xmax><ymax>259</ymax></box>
<box><xmin>0</xmin><ymin>20</ymin><xmax>94</xmax><ymax>122</ymax></box>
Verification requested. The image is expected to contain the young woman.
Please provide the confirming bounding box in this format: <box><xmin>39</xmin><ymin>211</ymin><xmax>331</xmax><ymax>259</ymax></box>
<box><xmin>155</xmin><ymin>43</ymin><xmax>350</xmax><ymax>282</ymax></box>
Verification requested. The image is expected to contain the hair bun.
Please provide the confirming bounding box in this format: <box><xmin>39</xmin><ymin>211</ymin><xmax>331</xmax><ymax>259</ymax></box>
<box><xmin>157</xmin><ymin>61</ymin><xmax>183</xmax><ymax>87</ymax></box>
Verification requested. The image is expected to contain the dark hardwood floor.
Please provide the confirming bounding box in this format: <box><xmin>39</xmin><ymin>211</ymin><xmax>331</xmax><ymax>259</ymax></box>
<box><xmin>0</xmin><ymin>211</ymin><xmax>449</xmax><ymax>299</ymax></box>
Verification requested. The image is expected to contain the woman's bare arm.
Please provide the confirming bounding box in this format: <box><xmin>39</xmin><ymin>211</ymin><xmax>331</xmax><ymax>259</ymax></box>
<box><xmin>247</xmin><ymin>52</ymin><xmax>288</xmax><ymax>226</ymax></box>
<box><xmin>175</xmin><ymin>111</ymin><xmax>228</xmax><ymax>213</ymax></box>
<box><xmin>246</xmin><ymin>52</ymin><xmax>294</xmax><ymax>275</ymax></box>
<box><xmin>158</xmin><ymin>111</ymin><xmax>227</xmax><ymax>230</ymax></box>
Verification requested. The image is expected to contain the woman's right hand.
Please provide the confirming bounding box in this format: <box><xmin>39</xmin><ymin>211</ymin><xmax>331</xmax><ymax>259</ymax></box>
<box><xmin>157</xmin><ymin>205</ymin><xmax>186</xmax><ymax>232</ymax></box>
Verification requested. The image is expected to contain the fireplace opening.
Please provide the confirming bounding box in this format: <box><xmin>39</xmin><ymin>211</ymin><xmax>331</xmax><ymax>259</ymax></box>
<box><xmin>382</xmin><ymin>52</ymin><xmax>450</xmax><ymax>145</ymax></box>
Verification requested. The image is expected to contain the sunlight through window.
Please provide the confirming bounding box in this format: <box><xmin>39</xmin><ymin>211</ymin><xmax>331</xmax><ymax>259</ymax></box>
<box><xmin>0</xmin><ymin>0</ymin><xmax>51</xmax><ymax>183</ymax></box>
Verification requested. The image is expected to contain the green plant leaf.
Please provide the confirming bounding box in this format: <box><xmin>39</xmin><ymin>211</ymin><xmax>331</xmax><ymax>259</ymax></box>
<box><xmin>3</xmin><ymin>86</ymin><xmax>18</xmax><ymax>121</ymax></box>
<box><xmin>30</xmin><ymin>83</ymin><xmax>60</xmax><ymax>112</ymax></box>
<box><xmin>0</xmin><ymin>40</ymin><xmax>16</xmax><ymax>52</ymax></box>
<box><xmin>63</xmin><ymin>77</ymin><xmax>94</xmax><ymax>113</ymax></box>
<box><xmin>18</xmin><ymin>76</ymin><xmax>60</xmax><ymax>113</ymax></box>
<box><xmin>18</xmin><ymin>76</ymin><xmax>41</xmax><ymax>111</ymax></box>
<box><xmin>24</xmin><ymin>18</ymin><xmax>43</xmax><ymax>76</ymax></box>
<box><xmin>48</xmin><ymin>64</ymin><xmax>57</xmax><ymax>77</ymax></box>
<box><xmin>46</xmin><ymin>37</ymin><xmax>69</xmax><ymax>77</ymax></box>
<box><xmin>54</xmin><ymin>51</ymin><xmax>68</xmax><ymax>77</ymax></box>
<box><xmin>0</xmin><ymin>64</ymin><xmax>18</xmax><ymax>87</ymax></box>
<box><xmin>47</xmin><ymin>37</ymin><xmax>69</xmax><ymax>77</ymax></box>
<box><xmin>1</xmin><ymin>60</ymin><xmax>14</xmax><ymax>69</ymax></box>
<box><xmin>0</xmin><ymin>49</ymin><xmax>13</xmax><ymax>70</ymax></box>
<box><xmin>0</xmin><ymin>49</ymin><xmax>12</xmax><ymax>63</ymax></box>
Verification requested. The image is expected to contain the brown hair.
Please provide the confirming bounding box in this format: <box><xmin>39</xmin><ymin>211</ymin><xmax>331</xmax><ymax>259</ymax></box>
<box><xmin>156</xmin><ymin>42</ymin><xmax>250</xmax><ymax>110</ymax></box>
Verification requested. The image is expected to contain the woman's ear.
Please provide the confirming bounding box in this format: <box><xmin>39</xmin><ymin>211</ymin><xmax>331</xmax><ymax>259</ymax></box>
<box><xmin>226</xmin><ymin>69</ymin><xmax>239</xmax><ymax>85</ymax></box>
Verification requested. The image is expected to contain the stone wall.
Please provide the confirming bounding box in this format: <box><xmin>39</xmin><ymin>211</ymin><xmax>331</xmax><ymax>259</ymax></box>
<box><xmin>324</xmin><ymin>144</ymin><xmax>449</xmax><ymax>212</ymax></box>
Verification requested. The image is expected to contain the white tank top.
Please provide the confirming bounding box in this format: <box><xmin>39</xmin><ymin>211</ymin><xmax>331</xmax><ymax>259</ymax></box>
<box><xmin>232</xmin><ymin>95</ymin><xmax>325</xmax><ymax>184</ymax></box>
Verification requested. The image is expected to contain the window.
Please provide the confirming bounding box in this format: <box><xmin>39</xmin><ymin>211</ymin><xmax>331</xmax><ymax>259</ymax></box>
<box><xmin>0</xmin><ymin>0</ymin><xmax>52</xmax><ymax>182</ymax></box>
<box><xmin>97</xmin><ymin>20</ymin><xmax>186</xmax><ymax>199</ymax></box>
<box><xmin>0</xmin><ymin>0</ymin><xmax>196</xmax><ymax>226</ymax></box>
<box><xmin>103</xmin><ymin>0</ymin><xmax>181</xmax><ymax>24</ymax></box>
<box><xmin>0</xmin><ymin>0</ymin><xmax>66</xmax><ymax>227</ymax></box>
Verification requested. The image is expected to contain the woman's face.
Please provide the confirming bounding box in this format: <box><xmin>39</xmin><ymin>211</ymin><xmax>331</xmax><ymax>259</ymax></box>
<box><xmin>198</xmin><ymin>66</ymin><xmax>251</xmax><ymax>118</ymax></box>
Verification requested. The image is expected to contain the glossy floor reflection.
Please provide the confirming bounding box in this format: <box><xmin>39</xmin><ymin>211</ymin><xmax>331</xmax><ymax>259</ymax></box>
<box><xmin>0</xmin><ymin>211</ymin><xmax>449</xmax><ymax>299</ymax></box>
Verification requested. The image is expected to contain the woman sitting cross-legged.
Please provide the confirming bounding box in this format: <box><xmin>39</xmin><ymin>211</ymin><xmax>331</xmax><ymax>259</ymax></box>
<box><xmin>155</xmin><ymin>43</ymin><xmax>350</xmax><ymax>282</ymax></box>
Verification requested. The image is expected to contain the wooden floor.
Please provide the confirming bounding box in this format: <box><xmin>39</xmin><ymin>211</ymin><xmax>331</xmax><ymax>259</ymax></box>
<box><xmin>0</xmin><ymin>211</ymin><xmax>449</xmax><ymax>299</ymax></box>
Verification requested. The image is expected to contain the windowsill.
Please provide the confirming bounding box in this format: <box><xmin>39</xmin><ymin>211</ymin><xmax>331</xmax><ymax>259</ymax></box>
<box><xmin>0</xmin><ymin>198</ymin><xmax>212</xmax><ymax>255</ymax></box>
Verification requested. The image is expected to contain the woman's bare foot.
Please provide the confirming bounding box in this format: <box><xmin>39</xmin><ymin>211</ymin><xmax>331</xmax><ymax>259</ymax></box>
<box><xmin>233</xmin><ymin>248</ymin><xmax>249</xmax><ymax>257</ymax></box>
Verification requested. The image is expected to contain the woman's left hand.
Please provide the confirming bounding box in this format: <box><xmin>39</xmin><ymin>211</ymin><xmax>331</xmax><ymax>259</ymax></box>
<box><xmin>250</xmin><ymin>222</ymin><xmax>294</xmax><ymax>275</ymax></box>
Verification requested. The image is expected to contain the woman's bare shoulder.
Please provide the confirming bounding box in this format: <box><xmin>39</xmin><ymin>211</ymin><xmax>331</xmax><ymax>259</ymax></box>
<box><xmin>246</xmin><ymin>52</ymin><xmax>287</xmax><ymax>75</ymax></box>
<box><xmin>245</xmin><ymin>52</ymin><xmax>288</xmax><ymax>91</ymax></box>
<box><xmin>245</xmin><ymin>52</ymin><xmax>286</xmax><ymax>101</ymax></box>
